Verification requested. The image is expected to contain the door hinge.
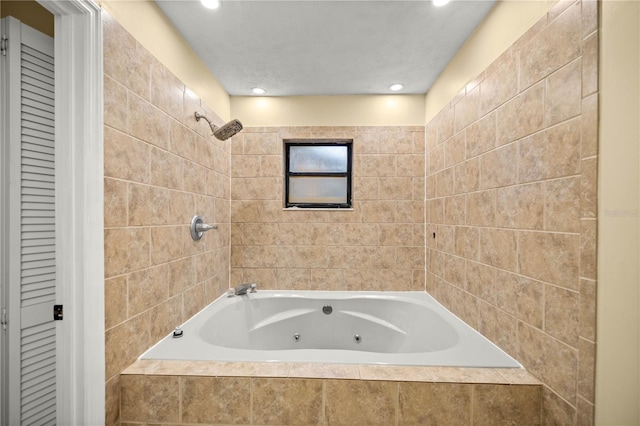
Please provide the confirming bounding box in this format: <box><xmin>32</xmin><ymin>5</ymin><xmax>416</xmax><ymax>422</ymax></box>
<box><xmin>53</xmin><ymin>304</ymin><xmax>63</xmax><ymax>321</ymax></box>
<box><xmin>1</xmin><ymin>35</ymin><xmax>7</xmax><ymax>56</ymax></box>
<box><xmin>1</xmin><ymin>308</ymin><xmax>6</xmax><ymax>330</ymax></box>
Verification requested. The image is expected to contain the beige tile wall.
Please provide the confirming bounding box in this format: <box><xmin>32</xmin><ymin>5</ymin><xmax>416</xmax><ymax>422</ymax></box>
<box><xmin>119</xmin><ymin>362</ymin><xmax>543</xmax><ymax>425</ymax></box>
<box><xmin>102</xmin><ymin>12</ymin><xmax>231</xmax><ymax>426</ymax></box>
<box><xmin>231</xmin><ymin>126</ymin><xmax>426</xmax><ymax>291</ymax></box>
<box><xmin>103</xmin><ymin>0</ymin><xmax>600</xmax><ymax>424</ymax></box>
<box><xmin>425</xmin><ymin>0</ymin><xmax>598</xmax><ymax>424</ymax></box>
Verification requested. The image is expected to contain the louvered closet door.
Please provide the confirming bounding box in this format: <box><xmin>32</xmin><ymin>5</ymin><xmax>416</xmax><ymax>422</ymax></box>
<box><xmin>3</xmin><ymin>17</ymin><xmax>57</xmax><ymax>426</ymax></box>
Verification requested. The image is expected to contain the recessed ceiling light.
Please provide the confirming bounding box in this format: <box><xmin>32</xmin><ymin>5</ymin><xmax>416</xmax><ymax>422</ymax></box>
<box><xmin>201</xmin><ymin>0</ymin><xmax>221</xmax><ymax>10</ymax></box>
<box><xmin>251</xmin><ymin>87</ymin><xmax>267</xmax><ymax>95</ymax></box>
<box><xmin>433</xmin><ymin>0</ymin><xmax>450</xmax><ymax>6</ymax></box>
<box><xmin>389</xmin><ymin>83</ymin><xmax>404</xmax><ymax>92</ymax></box>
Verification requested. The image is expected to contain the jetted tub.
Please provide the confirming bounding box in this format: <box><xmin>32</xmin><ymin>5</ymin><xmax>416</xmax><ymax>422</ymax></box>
<box><xmin>141</xmin><ymin>290</ymin><xmax>521</xmax><ymax>368</ymax></box>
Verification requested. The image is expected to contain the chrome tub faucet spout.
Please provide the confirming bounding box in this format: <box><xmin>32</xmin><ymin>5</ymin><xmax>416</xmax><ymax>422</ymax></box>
<box><xmin>232</xmin><ymin>283</ymin><xmax>257</xmax><ymax>296</ymax></box>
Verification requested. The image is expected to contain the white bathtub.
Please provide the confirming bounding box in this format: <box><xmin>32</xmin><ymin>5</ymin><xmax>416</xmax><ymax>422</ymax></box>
<box><xmin>141</xmin><ymin>290</ymin><xmax>521</xmax><ymax>368</ymax></box>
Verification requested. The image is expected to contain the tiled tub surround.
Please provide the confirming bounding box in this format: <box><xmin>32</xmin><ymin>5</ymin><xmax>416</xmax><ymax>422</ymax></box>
<box><xmin>102</xmin><ymin>0</ymin><xmax>601</xmax><ymax>424</ymax></box>
<box><xmin>120</xmin><ymin>361</ymin><xmax>542</xmax><ymax>425</ymax></box>
<box><xmin>425</xmin><ymin>0</ymin><xmax>598</xmax><ymax>424</ymax></box>
<box><xmin>231</xmin><ymin>126</ymin><xmax>426</xmax><ymax>291</ymax></box>
<box><xmin>103</xmin><ymin>13</ymin><xmax>232</xmax><ymax>425</ymax></box>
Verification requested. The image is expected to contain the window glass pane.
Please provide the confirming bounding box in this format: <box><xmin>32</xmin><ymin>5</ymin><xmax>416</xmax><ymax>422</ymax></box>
<box><xmin>289</xmin><ymin>145</ymin><xmax>348</xmax><ymax>173</ymax></box>
<box><xmin>288</xmin><ymin>177</ymin><xmax>347</xmax><ymax>204</ymax></box>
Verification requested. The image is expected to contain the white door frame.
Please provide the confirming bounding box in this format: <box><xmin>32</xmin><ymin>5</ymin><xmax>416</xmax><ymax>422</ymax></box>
<box><xmin>36</xmin><ymin>0</ymin><xmax>104</xmax><ymax>424</ymax></box>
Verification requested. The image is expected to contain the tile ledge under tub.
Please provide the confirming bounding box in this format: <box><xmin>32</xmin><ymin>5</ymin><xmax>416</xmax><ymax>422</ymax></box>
<box><xmin>121</xmin><ymin>359</ymin><xmax>541</xmax><ymax>386</ymax></box>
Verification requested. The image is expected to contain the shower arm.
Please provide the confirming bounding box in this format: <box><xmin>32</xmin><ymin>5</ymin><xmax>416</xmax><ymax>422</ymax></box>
<box><xmin>194</xmin><ymin>111</ymin><xmax>218</xmax><ymax>134</ymax></box>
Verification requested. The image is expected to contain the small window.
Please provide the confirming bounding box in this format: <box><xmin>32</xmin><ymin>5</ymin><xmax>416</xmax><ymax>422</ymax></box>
<box><xmin>284</xmin><ymin>139</ymin><xmax>353</xmax><ymax>209</ymax></box>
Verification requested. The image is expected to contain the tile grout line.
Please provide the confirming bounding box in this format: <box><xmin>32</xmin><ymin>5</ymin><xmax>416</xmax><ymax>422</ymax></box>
<box><xmin>249</xmin><ymin>377</ymin><xmax>254</xmax><ymax>425</ymax></box>
<box><xmin>470</xmin><ymin>384</ymin><xmax>475</xmax><ymax>425</ymax></box>
<box><xmin>178</xmin><ymin>375</ymin><xmax>183</xmax><ymax>424</ymax></box>
<box><xmin>394</xmin><ymin>381</ymin><xmax>400</xmax><ymax>426</ymax></box>
<box><xmin>321</xmin><ymin>379</ymin><xmax>327</xmax><ymax>426</ymax></box>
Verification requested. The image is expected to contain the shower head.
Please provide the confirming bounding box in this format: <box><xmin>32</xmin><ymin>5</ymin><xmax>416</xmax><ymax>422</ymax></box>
<box><xmin>194</xmin><ymin>111</ymin><xmax>243</xmax><ymax>141</ymax></box>
<box><xmin>213</xmin><ymin>119</ymin><xmax>243</xmax><ymax>141</ymax></box>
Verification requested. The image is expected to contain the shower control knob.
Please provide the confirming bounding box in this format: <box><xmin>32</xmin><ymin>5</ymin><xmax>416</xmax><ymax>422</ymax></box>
<box><xmin>190</xmin><ymin>215</ymin><xmax>217</xmax><ymax>241</ymax></box>
<box><xmin>196</xmin><ymin>222</ymin><xmax>215</xmax><ymax>232</ymax></box>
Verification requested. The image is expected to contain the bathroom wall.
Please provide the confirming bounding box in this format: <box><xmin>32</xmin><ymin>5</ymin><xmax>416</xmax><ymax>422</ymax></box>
<box><xmin>424</xmin><ymin>0</ymin><xmax>556</xmax><ymax>121</ymax></box>
<box><xmin>102</xmin><ymin>12</ymin><xmax>231</xmax><ymax>426</ymax></box>
<box><xmin>596</xmin><ymin>1</ymin><xmax>640</xmax><ymax>423</ymax></box>
<box><xmin>425</xmin><ymin>0</ymin><xmax>598</xmax><ymax>424</ymax></box>
<box><xmin>99</xmin><ymin>0</ymin><xmax>230</xmax><ymax>121</ymax></box>
<box><xmin>231</xmin><ymin>126</ymin><xmax>425</xmax><ymax>291</ymax></box>
<box><xmin>231</xmin><ymin>95</ymin><xmax>425</xmax><ymax>127</ymax></box>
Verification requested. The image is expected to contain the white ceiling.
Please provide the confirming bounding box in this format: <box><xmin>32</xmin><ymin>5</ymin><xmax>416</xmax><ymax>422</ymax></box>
<box><xmin>155</xmin><ymin>0</ymin><xmax>496</xmax><ymax>97</ymax></box>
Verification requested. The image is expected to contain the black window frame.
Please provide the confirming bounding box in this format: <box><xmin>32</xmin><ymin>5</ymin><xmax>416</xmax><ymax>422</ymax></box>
<box><xmin>284</xmin><ymin>139</ymin><xmax>353</xmax><ymax>209</ymax></box>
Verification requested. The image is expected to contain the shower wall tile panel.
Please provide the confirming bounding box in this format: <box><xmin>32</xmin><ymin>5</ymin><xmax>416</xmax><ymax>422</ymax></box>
<box><xmin>102</xmin><ymin>1</ymin><xmax>600</xmax><ymax>425</ymax></box>
<box><xmin>102</xmin><ymin>12</ymin><xmax>231</xmax><ymax>426</ymax></box>
<box><xmin>230</xmin><ymin>126</ymin><xmax>426</xmax><ymax>292</ymax></box>
<box><xmin>120</xmin><ymin>373</ymin><xmax>542</xmax><ymax>425</ymax></box>
<box><xmin>425</xmin><ymin>1</ymin><xmax>598</xmax><ymax>424</ymax></box>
